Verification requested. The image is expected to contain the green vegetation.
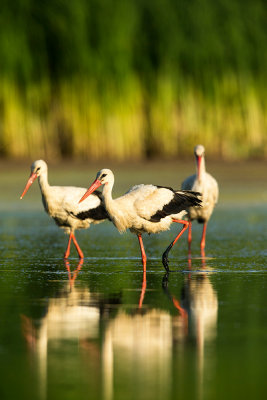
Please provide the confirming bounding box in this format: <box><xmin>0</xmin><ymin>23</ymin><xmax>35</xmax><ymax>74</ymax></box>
<box><xmin>0</xmin><ymin>0</ymin><xmax>266</xmax><ymax>160</ymax></box>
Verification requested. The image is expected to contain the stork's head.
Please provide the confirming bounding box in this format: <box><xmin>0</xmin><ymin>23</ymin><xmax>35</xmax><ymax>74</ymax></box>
<box><xmin>20</xmin><ymin>160</ymin><xmax>48</xmax><ymax>199</ymax></box>
<box><xmin>95</xmin><ymin>169</ymin><xmax>113</xmax><ymax>185</ymax></box>
<box><xmin>31</xmin><ymin>160</ymin><xmax>48</xmax><ymax>176</ymax></box>
<box><xmin>79</xmin><ymin>168</ymin><xmax>114</xmax><ymax>203</ymax></box>
<box><xmin>194</xmin><ymin>144</ymin><xmax>205</xmax><ymax>158</ymax></box>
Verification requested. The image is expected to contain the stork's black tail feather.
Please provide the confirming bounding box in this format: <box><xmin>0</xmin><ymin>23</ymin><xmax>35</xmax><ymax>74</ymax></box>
<box><xmin>177</xmin><ymin>190</ymin><xmax>202</xmax><ymax>206</ymax></box>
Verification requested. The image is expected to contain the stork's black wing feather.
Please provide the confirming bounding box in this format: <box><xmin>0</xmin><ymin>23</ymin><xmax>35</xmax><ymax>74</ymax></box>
<box><xmin>93</xmin><ymin>190</ymin><xmax>104</xmax><ymax>200</ymax></box>
<box><xmin>70</xmin><ymin>204</ymin><xmax>110</xmax><ymax>221</ymax></box>
<box><xmin>149</xmin><ymin>189</ymin><xmax>202</xmax><ymax>222</ymax></box>
<box><xmin>69</xmin><ymin>190</ymin><xmax>110</xmax><ymax>221</ymax></box>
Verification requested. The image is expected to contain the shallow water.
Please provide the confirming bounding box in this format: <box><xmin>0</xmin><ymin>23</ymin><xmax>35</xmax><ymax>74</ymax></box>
<box><xmin>0</xmin><ymin>162</ymin><xmax>266</xmax><ymax>400</ymax></box>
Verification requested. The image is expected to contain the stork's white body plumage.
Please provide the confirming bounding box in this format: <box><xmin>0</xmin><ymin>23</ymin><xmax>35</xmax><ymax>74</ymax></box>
<box><xmin>182</xmin><ymin>172</ymin><xmax>218</xmax><ymax>222</ymax></box>
<box><xmin>20</xmin><ymin>160</ymin><xmax>108</xmax><ymax>258</ymax></box>
<box><xmin>104</xmin><ymin>184</ymin><xmax>182</xmax><ymax>234</ymax></box>
<box><xmin>181</xmin><ymin>145</ymin><xmax>218</xmax><ymax>254</ymax></box>
<box><xmin>79</xmin><ymin>169</ymin><xmax>202</xmax><ymax>271</ymax></box>
<box><xmin>39</xmin><ymin>182</ymin><xmax>103</xmax><ymax>233</ymax></box>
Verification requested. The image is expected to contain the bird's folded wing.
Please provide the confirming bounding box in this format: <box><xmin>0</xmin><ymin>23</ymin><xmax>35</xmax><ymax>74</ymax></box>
<box><xmin>181</xmin><ymin>174</ymin><xmax>196</xmax><ymax>190</ymax></box>
<box><xmin>148</xmin><ymin>190</ymin><xmax>202</xmax><ymax>222</ymax></box>
<box><xmin>132</xmin><ymin>186</ymin><xmax>175</xmax><ymax>220</ymax></box>
<box><xmin>61</xmin><ymin>187</ymin><xmax>108</xmax><ymax>220</ymax></box>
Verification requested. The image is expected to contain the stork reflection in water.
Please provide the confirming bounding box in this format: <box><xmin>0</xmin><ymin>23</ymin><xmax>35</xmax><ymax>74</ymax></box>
<box><xmin>162</xmin><ymin>258</ymin><xmax>218</xmax><ymax>398</ymax></box>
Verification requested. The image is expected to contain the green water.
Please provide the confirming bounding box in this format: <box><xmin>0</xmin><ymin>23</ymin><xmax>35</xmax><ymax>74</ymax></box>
<box><xmin>0</xmin><ymin>162</ymin><xmax>266</xmax><ymax>400</ymax></box>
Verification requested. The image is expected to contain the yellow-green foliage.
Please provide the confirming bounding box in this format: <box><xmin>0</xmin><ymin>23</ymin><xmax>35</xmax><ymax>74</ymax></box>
<box><xmin>0</xmin><ymin>74</ymin><xmax>266</xmax><ymax>161</ymax></box>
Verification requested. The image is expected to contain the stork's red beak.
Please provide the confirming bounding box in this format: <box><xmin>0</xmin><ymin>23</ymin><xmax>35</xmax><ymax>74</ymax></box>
<box><xmin>197</xmin><ymin>155</ymin><xmax>201</xmax><ymax>180</ymax></box>
<box><xmin>20</xmin><ymin>172</ymin><xmax>38</xmax><ymax>199</ymax></box>
<box><xmin>79</xmin><ymin>179</ymin><xmax>102</xmax><ymax>203</ymax></box>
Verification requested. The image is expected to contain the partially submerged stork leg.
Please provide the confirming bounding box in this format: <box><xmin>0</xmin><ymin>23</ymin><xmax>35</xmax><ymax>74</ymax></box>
<box><xmin>188</xmin><ymin>221</ymin><xmax>192</xmax><ymax>256</ymax></box>
<box><xmin>137</xmin><ymin>235</ymin><xmax>147</xmax><ymax>308</ymax></box>
<box><xmin>64</xmin><ymin>232</ymin><xmax>84</xmax><ymax>259</ymax></box>
<box><xmin>64</xmin><ymin>258</ymin><xmax>84</xmax><ymax>289</ymax></box>
<box><xmin>137</xmin><ymin>234</ymin><xmax>147</xmax><ymax>272</ymax></box>
<box><xmin>162</xmin><ymin>219</ymin><xmax>189</xmax><ymax>272</ymax></box>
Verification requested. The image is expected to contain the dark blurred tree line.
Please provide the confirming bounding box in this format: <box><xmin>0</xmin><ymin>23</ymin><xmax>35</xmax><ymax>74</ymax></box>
<box><xmin>0</xmin><ymin>0</ymin><xmax>266</xmax><ymax>87</ymax></box>
<box><xmin>0</xmin><ymin>0</ymin><xmax>266</xmax><ymax>160</ymax></box>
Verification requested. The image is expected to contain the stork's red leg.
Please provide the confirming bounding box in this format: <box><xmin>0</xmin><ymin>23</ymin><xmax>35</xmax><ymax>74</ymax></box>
<box><xmin>64</xmin><ymin>233</ymin><xmax>73</xmax><ymax>259</ymax></box>
<box><xmin>188</xmin><ymin>221</ymin><xmax>192</xmax><ymax>256</ymax></box>
<box><xmin>171</xmin><ymin>219</ymin><xmax>189</xmax><ymax>247</ymax></box>
<box><xmin>162</xmin><ymin>219</ymin><xmax>189</xmax><ymax>272</ymax></box>
<box><xmin>72</xmin><ymin>233</ymin><xmax>84</xmax><ymax>259</ymax></box>
<box><xmin>137</xmin><ymin>234</ymin><xmax>147</xmax><ymax>273</ymax></box>
<box><xmin>200</xmin><ymin>222</ymin><xmax>207</xmax><ymax>252</ymax></box>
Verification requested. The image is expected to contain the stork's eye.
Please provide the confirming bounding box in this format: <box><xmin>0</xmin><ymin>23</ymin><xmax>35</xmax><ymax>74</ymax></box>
<box><xmin>101</xmin><ymin>174</ymin><xmax>107</xmax><ymax>179</ymax></box>
<box><xmin>36</xmin><ymin>167</ymin><xmax>40</xmax><ymax>172</ymax></box>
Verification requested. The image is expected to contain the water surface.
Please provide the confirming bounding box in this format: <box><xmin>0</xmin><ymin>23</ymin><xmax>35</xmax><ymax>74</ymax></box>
<box><xmin>0</xmin><ymin>162</ymin><xmax>266</xmax><ymax>400</ymax></box>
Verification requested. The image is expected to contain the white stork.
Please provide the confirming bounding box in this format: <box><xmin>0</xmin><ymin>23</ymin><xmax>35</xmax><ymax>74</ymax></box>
<box><xmin>20</xmin><ymin>160</ymin><xmax>109</xmax><ymax>258</ymax></box>
<box><xmin>79</xmin><ymin>169</ymin><xmax>201</xmax><ymax>272</ymax></box>
<box><xmin>181</xmin><ymin>145</ymin><xmax>219</xmax><ymax>255</ymax></box>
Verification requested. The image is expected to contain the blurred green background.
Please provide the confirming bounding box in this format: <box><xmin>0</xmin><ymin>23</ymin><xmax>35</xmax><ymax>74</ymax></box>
<box><xmin>0</xmin><ymin>0</ymin><xmax>266</xmax><ymax>161</ymax></box>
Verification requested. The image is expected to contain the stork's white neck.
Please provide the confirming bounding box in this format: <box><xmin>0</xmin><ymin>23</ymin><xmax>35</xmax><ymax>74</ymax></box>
<box><xmin>101</xmin><ymin>176</ymin><xmax>123</xmax><ymax>226</ymax></box>
<box><xmin>38</xmin><ymin>171</ymin><xmax>50</xmax><ymax>196</ymax></box>
<box><xmin>101</xmin><ymin>176</ymin><xmax>129</xmax><ymax>233</ymax></box>
<box><xmin>102</xmin><ymin>181</ymin><xmax>114</xmax><ymax>211</ymax></box>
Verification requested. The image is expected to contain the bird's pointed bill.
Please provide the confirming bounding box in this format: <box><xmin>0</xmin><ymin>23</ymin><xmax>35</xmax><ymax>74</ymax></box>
<box><xmin>197</xmin><ymin>156</ymin><xmax>201</xmax><ymax>180</ymax></box>
<box><xmin>79</xmin><ymin>179</ymin><xmax>102</xmax><ymax>203</ymax></box>
<box><xmin>20</xmin><ymin>173</ymin><xmax>38</xmax><ymax>199</ymax></box>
